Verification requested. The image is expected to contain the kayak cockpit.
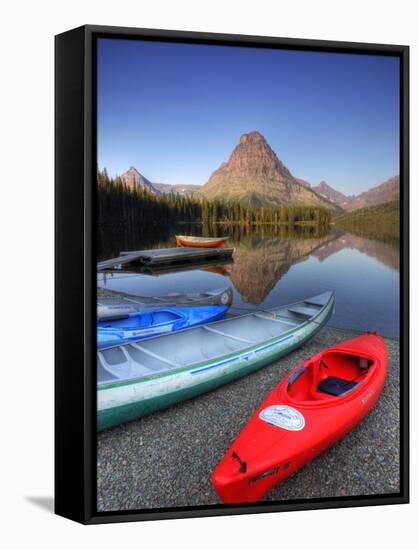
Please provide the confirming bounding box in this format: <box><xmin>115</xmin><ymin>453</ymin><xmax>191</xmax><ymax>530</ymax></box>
<box><xmin>286</xmin><ymin>350</ymin><xmax>375</xmax><ymax>402</ymax></box>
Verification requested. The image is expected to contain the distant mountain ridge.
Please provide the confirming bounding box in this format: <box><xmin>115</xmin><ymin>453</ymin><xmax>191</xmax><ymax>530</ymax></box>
<box><xmin>313</xmin><ymin>176</ymin><xmax>399</xmax><ymax>211</ymax></box>
<box><xmin>195</xmin><ymin>131</ymin><xmax>340</xmax><ymax>211</ymax></box>
<box><xmin>118</xmin><ymin>143</ymin><xmax>399</xmax><ymax>213</ymax></box>
<box><xmin>153</xmin><ymin>183</ymin><xmax>201</xmax><ymax>195</ymax></box>
<box><xmin>120</xmin><ymin>167</ymin><xmax>199</xmax><ymax>196</ymax></box>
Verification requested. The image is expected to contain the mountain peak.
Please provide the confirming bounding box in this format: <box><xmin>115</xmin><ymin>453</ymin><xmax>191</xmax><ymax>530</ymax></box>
<box><xmin>196</xmin><ymin>132</ymin><xmax>339</xmax><ymax>210</ymax></box>
<box><xmin>313</xmin><ymin>180</ymin><xmax>351</xmax><ymax>208</ymax></box>
<box><xmin>239</xmin><ymin>131</ymin><xmax>265</xmax><ymax>144</ymax></box>
<box><xmin>223</xmin><ymin>131</ymin><xmax>292</xmax><ymax>181</ymax></box>
<box><xmin>318</xmin><ymin>180</ymin><xmax>331</xmax><ymax>189</ymax></box>
<box><xmin>121</xmin><ymin>166</ymin><xmax>160</xmax><ymax>195</ymax></box>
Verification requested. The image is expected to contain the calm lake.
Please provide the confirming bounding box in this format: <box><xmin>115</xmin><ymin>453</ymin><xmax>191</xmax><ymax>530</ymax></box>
<box><xmin>97</xmin><ymin>225</ymin><xmax>400</xmax><ymax>338</ymax></box>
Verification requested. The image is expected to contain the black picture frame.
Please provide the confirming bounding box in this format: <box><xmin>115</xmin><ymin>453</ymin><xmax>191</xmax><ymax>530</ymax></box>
<box><xmin>55</xmin><ymin>24</ymin><xmax>409</xmax><ymax>524</ymax></box>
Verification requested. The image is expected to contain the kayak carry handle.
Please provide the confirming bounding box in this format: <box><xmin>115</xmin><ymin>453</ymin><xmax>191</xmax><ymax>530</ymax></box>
<box><xmin>232</xmin><ymin>451</ymin><xmax>247</xmax><ymax>473</ymax></box>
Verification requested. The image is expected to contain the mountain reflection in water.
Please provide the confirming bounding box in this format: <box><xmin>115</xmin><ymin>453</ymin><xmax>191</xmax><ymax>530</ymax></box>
<box><xmin>226</xmin><ymin>233</ymin><xmax>337</xmax><ymax>303</ymax></box>
<box><xmin>97</xmin><ymin>225</ymin><xmax>400</xmax><ymax>338</ymax></box>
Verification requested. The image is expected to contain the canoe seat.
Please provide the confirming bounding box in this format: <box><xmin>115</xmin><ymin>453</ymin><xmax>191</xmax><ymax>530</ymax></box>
<box><xmin>288</xmin><ymin>305</ymin><xmax>319</xmax><ymax>318</ymax></box>
<box><xmin>98</xmin><ymin>346</ymin><xmax>165</xmax><ymax>381</ymax></box>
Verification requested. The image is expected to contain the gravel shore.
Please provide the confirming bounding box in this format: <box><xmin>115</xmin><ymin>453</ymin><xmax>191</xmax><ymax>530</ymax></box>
<box><xmin>97</xmin><ymin>326</ymin><xmax>400</xmax><ymax>512</ymax></box>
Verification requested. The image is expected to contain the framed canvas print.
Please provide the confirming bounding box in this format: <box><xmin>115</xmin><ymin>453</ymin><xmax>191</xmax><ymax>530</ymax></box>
<box><xmin>55</xmin><ymin>25</ymin><xmax>409</xmax><ymax>524</ymax></box>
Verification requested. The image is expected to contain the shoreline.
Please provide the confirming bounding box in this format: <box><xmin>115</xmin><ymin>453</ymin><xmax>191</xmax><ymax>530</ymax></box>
<box><xmin>97</xmin><ymin>326</ymin><xmax>400</xmax><ymax>512</ymax></box>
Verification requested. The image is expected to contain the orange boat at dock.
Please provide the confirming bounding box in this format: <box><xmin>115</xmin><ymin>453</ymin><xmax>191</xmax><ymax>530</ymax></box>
<box><xmin>175</xmin><ymin>235</ymin><xmax>229</xmax><ymax>248</ymax></box>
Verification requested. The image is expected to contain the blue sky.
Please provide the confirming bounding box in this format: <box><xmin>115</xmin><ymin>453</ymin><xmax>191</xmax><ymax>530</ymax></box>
<box><xmin>97</xmin><ymin>38</ymin><xmax>400</xmax><ymax>195</ymax></box>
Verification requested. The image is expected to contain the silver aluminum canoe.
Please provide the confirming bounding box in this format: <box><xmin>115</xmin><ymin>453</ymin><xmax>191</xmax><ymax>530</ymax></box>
<box><xmin>97</xmin><ymin>286</ymin><xmax>233</xmax><ymax>321</ymax></box>
<box><xmin>97</xmin><ymin>291</ymin><xmax>335</xmax><ymax>430</ymax></box>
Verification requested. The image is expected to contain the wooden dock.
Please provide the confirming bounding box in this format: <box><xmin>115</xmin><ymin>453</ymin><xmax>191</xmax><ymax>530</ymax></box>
<box><xmin>133</xmin><ymin>257</ymin><xmax>233</xmax><ymax>276</ymax></box>
<box><xmin>96</xmin><ymin>257</ymin><xmax>232</xmax><ymax>276</ymax></box>
<box><xmin>97</xmin><ymin>246</ymin><xmax>234</xmax><ymax>271</ymax></box>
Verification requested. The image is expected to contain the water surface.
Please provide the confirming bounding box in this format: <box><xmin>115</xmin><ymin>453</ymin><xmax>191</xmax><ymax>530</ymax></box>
<box><xmin>97</xmin><ymin>226</ymin><xmax>400</xmax><ymax>338</ymax></box>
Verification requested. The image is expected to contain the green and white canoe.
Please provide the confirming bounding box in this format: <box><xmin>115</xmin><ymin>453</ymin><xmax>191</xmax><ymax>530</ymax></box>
<box><xmin>97</xmin><ymin>291</ymin><xmax>335</xmax><ymax>430</ymax></box>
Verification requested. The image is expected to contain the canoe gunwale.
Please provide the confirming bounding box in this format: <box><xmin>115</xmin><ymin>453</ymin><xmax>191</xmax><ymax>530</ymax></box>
<box><xmin>97</xmin><ymin>292</ymin><xmax>334</xmax><ymax>391</ymax></box>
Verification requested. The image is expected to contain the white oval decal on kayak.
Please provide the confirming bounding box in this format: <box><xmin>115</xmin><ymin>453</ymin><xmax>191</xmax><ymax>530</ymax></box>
<box><xmin>259</xmin><ymin>405</ymin><xmax>305</xmax><ymax>431</ymax></box>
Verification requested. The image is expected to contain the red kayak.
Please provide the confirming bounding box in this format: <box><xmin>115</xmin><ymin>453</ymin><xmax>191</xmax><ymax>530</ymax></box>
<box><xmin>211</xmin><ymin>334</ymin><xmax>387</xmax><ymax>503</ymax></box>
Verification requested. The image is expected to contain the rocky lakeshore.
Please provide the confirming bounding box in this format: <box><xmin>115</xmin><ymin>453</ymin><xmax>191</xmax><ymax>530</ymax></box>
<box><xmin>97</xmin><ymin>326</ymin><xmax>400</xmax><ymax>512</ymax></box>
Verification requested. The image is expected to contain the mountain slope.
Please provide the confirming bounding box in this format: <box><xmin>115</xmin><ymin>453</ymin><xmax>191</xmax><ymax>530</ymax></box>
<box><xmin>196</xmin><ymin>131</ymin><xmax>340</xmax><ymax>211</ymax></box>
<box><xmin>349</xmin><ymin>176</ymin><xmax>399</xmax><ymax>210</ymax></box>
<box><xmin>334</xmin><ymin>200</ymin><xmax>400</xmax><ymax>241</ymax></box>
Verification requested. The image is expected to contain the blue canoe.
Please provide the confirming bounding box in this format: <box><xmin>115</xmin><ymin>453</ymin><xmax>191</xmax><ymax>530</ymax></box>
<box><xmin>97</xmin><ymin>305</ymin><xmax>229</xmax><ymax>349</ymax></box>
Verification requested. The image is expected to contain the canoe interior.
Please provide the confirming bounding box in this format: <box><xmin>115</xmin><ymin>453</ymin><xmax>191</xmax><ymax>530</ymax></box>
<box><xmin>287</xmin><ymin>351</ymin><xmax>375</xmax><ymax>402</ymax></box>
<box><xmin>98</xmin><ymin>309</ymin><xmax>181</xmax><ymax>329</ymax></box>
<box><xmin>97</xmin><ymin>292</ymin><xmax>332</xmax><ymax>385</ymax></box>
